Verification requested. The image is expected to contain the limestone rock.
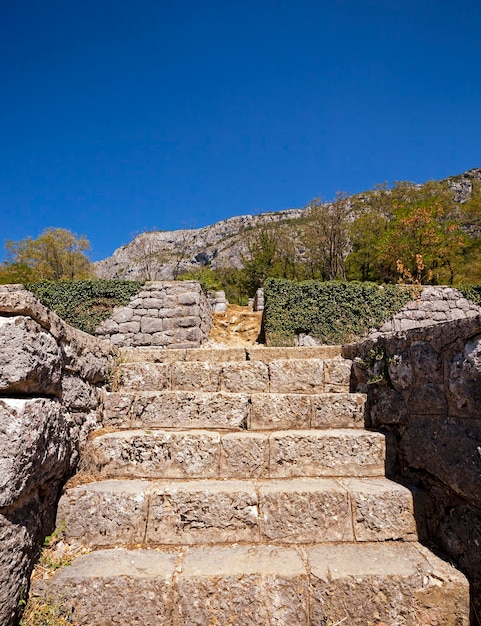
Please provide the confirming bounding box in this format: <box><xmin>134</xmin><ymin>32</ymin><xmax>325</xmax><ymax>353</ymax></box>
<box><xmin>0</xmin><ymin>316</ymin><xmax>61</xmax><ymax>395</ymax></box>
<box><xmin>0</xmin><ymin>398</ymin><xmax>72</xmax><ymax>507</ymax></box>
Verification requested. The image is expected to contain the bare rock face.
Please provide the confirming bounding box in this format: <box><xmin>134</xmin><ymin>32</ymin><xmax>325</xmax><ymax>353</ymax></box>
<box><xmin>94</xmin><ymin>209</ymin><xmax>305</xmax><ymax>280</ymax></box>
<box><xmin>0</xmin><ymin>399</ymin><xmax>73</xmax><ymax>508</ymax></box>
<box><xmin>0</xmin><ymin>286</ymin><xmax>114</xmax><ymax>626</ymax></box>
<box><xmin>0</xmin><ymin>317</ymin><xmax>62</xmax><ymax>395</ymax></box>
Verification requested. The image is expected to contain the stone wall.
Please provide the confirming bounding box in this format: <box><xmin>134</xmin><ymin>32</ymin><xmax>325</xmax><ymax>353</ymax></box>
<box><xmin>378</xmin><ymin>285</ymin><xmax>480</xmax><ymax>332</ymax></box>
<box><xmin>344</xmin><ymin>310</ymin><xmax>481</xmax><ymax>619</ymax></box>
<box><xmin>0</xmin><ymin>285</ymin><xmax>114</xmax><ymax>626</ymax></box>
<box><xmin>96</xmin><ymin>281</ymin><xmax>212</xmax><ymax>348</ymax></box>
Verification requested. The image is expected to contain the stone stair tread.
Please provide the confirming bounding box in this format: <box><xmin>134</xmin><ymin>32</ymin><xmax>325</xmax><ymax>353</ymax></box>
<box><xmin>57</xmin><ymin>474</ymin><xmax>416</xmax><ymax>547</ymax></box>
<box><xmin>85</xmin><ymin>428</ymin><xmax>384</xmax><ymax>480</ymax></box>
<box><xmin>117</xmin><ymin>356</ymin><xmax>351</xmax><ymax>394</ymax></box>
<box><xmin>103</xmin><ymin>390</ymin><xmax>366</xmax><ymax>430</ymax></box>
<box><xmin>33</xmin><ymin>543</ymin><xmax>469</xmax><ymax>625</ymax></box>
<box><xmin>119</xmin><ymin>344</ymin><xmax>343</xmax><ymax>363</ymax></box>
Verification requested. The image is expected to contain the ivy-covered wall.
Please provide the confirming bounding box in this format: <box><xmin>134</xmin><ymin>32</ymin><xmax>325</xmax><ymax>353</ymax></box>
<box><xmin>262</xmin><ymin>278</ymin><xmax>414</xmax><ymax>345</ymax></box>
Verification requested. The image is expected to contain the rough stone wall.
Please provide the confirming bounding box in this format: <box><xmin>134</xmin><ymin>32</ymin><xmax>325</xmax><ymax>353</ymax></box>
<box><xmin>96</xmin><ymin>281</ymin><xmax>212</xmax><ymax>348</ymax></box>
<box><xmin>0</xmin><ymin>285</ymin><xmax>114</xmax><ymax>626</ymax></box>
<box><xmin>379</xmin><ymin>285</ymin><xmax>480</xmax><ymax>332</ymax></box>
<box><xmin>344</xmin><ymin>311</ymin><xmax>481</xmax><ymax>618</ymax></box>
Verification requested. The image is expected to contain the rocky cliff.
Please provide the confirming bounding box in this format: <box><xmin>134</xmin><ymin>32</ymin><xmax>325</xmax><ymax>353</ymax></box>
<box><xmin>94</xmin><ymin>168</ymin><xmax>481</xmax><ymax>281</ymax></box>
<box><xmin>94</xmin><ymin>209</ymin><xmax>305</xmax><ymax>281</ymax></box>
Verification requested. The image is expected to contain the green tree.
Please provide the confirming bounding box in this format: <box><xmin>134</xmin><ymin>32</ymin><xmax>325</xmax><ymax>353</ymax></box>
<box><xmin>346</xmin><ymin>210</ymin><xmax>389</xmax><ymax>281</ymax></box>
<box><xmin>240</xmin><ymin>223</ymin><xmax>282</xmax><ymax>295</ymax></box>
<box><xmin>2</xmin><ymin>228</ymin><xmax>93</xmax><ymax>282</ymax></box>
<box><xmin>377</xmin><ymin>199</ymin><xmax>467</xmax><ymax>284</ymax></box>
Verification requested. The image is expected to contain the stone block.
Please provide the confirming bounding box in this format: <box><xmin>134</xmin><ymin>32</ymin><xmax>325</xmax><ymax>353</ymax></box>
<box><xmin>311</xmin><ymin>393</ymin><xmax>366</xmax><ymax>429</ymax></box>
<box><xmin>151</xmin><ymin>332</ymin><xmax>172</xmax><ymax>346</ymax></box>
<box><xmin>259</xmin><ymin>478</ymin><xmax>353</xmax><ymax>542</ymax></box>
<box><xmin>118</xmin><ymin>321</ymin><xmax>140</xmax><ymax>334</ymax></box>
<box><xmin>109</xmin><ymin>391</ymin><xmax>249</xmax><ymax>430</ymax></box>
<box><xmin>269</xmin><ymin>359</ymin><xmax>324</xmax><ymax>393</ymax></box>
<box><xmin>33</xmin><ymin>549</ymin><xmax>176</xmax><ymax>626</ymax></box>
<box><xmin>220</xmin><ymin>432</ymin><xmax>269</xmax><ymax>478</ymax></box>
<box><xmin>221</xmin><ymin>361</ymin><xmax>269</xmax><ymax>393</ymax></box>
<box><xmin>186</xmin><ymin>327</ymin><xmax>202</xmax><ymax>342</ymax></box>
<box><xmin>140</xmin><ymin>317</ymin><xmax>164</xmax><ymax>334</ymax></box>
<box><xmin>118</xmin><ymin>362</ymin><xmax>171</xmax><ymax>391</ymax></box>
<box><xmin>111</xmin><ymin>308</ymin><xmax>134</xmax><ymax>324</ymax></box>
<box><xmin>308</xmin><ymin>543</ymin><xmax>469</xmax><ymax>626</ymax></box>
<box><xmin>388</xmin><ymin>350</ymin><xmax>414</xmax><ymax>391</ymax></box>
<box><xmin>88</xmin><ymin>430</ymin><xmax>221</xmax><ymax>479</ymax></box>
<box><xmin>110</xmin><ymin>333</ymin><xmax>128</xmax><ymax>346</ymax></box>
<box><xmin>143</xmin><ymin>298</ymin><xmax>167</xmax><ymax>309</ymax></box>
<box><xmin>185</xmin><ymin>347</ymin><xmax>247</xmax><ymax>362</ymax></box>
<box><xmin>57</xmin><ymin>480</ymin><xmax>149</xmax><ymax>547</ymax></box>
<box><xmin>407</xmin><ymin>383</ymin><xmax>447</xmax><ymax>414</ymax></box>
<box><xmin>171</xmin><ymin>362</ymin><xmax>221</xmax><ymax>392</ymax></box>
<box><xmin>61</xmin><ymin>375</ymin><xmax>98</xmax><ymax>410</ymax></box>
<box><xmin>177</xmin><ymin>291</ymin><xmax>200</xmax><ymax>305</ymax></box>
<box><xmin>250</xmin><ymin>393</ymin><xmax>310</xmax><ymax>430</ymax></box>
<box><xmin>146</xmin><ymin>480</ymin><xmax>259</xmax><ymax>544</ymax></box>
<box><xmin>177</xmin><ymin>545</ymin><xmax>309</xmax><ymax>625</ymax></box>
<box><xmin>246</xmin><ymin>346</ymin><xmax>341</xmax><ymax>361</ymax></box>
<box><xmin>323</xmin><ymin>357</ymin><xmax>352</xmax><ymax>390</ymax></box>
<box><xmin>339</xmin><ymin>477</ymin><xmax>419</xmax><ymax>541</ymax></box>
<box><xmin>131</xmin><ymin>333</ymin><xmax>152</xmax><ymax>346</ymax></box>
<box><xmin>269</xmin><ymin>430</ymin><xmax>386</xmax><ymax>478</ymax></box>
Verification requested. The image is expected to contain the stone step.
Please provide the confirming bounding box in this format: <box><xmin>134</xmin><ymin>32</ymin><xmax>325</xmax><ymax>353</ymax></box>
<box><xmin>119</xmin><ymin>344</ymin><xmax>343</xmax><ymax>363</ymax></box>
<box><xmin>57</xmin><ymin>475</ymin><xmax>414</xmax><ymax>547</ymax></box>
<box><xmin>33</xmin><ymin>543</ymin><xmax>469</xmax><ymax>625</ymax></box>
<box><xmin>116</xmin><ymin>356</ymin><xmax>351</xmax><ymax>393</ymax></box>
<box><xmin>103</xmin><ymin>391</ymin><xmax>366</xmax><ymax>430</ymax></box>
<box><xmin>85</xmin><ymin>426</ymin><xmax>380</xmax><ymax>480</ymax></box>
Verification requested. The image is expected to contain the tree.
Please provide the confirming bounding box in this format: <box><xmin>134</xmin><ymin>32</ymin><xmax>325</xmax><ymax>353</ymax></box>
<box><xmin>346</xmin><ymin>210</ymin><xmax>389</xmax><ymax>281</ymax></box>
<box><xmin>377</xmin><ymin>199</ymin><xmax>468</xmax><ymax>284</ymax></box>
<box><xmin>2</xmin><ymin>228</ymin><xmax>92</xmax><ymax>282</ymax></box>
<box><xmin>301</xmin><ymin>193</ymin><xmax>351</xmax><ymax>280</ymax></box>
<box><xmin>129</xmin><ymin>233</ymin><xmax>170</xmax><ymax>281</ymax></box>
<box><xmin>241</xmin><ymin>223</ymin><xmax>281</xmax><ymax>294</ymax></box>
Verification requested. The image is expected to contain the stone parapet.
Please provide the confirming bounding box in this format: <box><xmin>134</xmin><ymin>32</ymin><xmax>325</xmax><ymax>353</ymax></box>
<box><xmin>96</xmin><ymin>281</ymin><xmax>212</xmax><ymax>348</ymax></box>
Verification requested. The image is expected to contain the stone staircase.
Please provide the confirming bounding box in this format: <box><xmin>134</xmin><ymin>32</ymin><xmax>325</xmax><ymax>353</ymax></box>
<box><xmin>35</xmin><ymin>346</ymin><xmax>469</xmax><ymax>625</ymax></box>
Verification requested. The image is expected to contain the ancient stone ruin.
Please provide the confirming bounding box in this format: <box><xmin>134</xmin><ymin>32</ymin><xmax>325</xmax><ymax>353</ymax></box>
<box><xmin>1</xmin><ymin>282</ymin><xmax>480</xmax><ymax>624</ymax></box>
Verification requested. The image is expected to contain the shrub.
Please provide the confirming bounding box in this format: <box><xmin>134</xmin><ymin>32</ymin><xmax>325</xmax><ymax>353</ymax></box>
<box><xmin>459</xmin><ymin>284</ymin><xmax>481</xmax><ymax>306</ymax></box>
<box><xmin>25</xmin><ymin>280</ymin><xmax>144</xmax><ymax>334</ymax></box>
<box><xmin>263</xmin><ymin>278</ymin><xmax>414</xmax><ymax>345</ymax></box>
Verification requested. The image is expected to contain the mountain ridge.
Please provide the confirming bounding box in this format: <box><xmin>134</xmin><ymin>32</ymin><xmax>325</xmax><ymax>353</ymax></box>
<box><xmin>94</xmin><ymin>168</ymin><xmax>481</xmax><ymax>281</ymax></box>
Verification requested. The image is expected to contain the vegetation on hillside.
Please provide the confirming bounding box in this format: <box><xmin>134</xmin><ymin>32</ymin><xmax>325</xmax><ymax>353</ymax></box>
<box><xmin>176</xmin><ymin>174</ymin><xmax>481</xmax><ymax>302</ymax></box>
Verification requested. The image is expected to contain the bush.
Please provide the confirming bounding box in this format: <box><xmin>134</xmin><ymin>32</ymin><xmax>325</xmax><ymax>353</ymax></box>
<box><xmin>263</xmin><ymin>278</ymin><xmax>414</xmax><ymax>345</ymax></box>
<box><xmin>459</xmin><ymin>284</ymin><xmax>481</xmax><ymax>306</ymax></box>
<box><xmin>25</xmin><ymin>280</ymin><xmax>144</xmax><ymax>335</ymax></box>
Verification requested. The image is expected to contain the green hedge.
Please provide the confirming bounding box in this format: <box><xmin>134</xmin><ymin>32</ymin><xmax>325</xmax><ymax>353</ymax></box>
<box><xmin>263</xmin><ymin>278</ymin><xmax>414</xmax><ymax>345</ymax></box>
<box><xmin>26</xmin><ymin>280</ymin><xmax>144</xmax><ymax>335</ymax></box>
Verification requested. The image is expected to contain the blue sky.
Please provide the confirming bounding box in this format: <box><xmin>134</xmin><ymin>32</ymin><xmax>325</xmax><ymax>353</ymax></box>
<box><xmin>1</xmin><ymin>0</ymin><xmax>480</xmax><ymax>261</ymax></box>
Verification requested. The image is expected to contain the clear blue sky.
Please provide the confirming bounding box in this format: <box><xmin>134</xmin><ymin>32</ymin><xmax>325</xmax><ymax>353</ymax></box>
<box><xmin>1</xmin><ymin>0</ymin><xmax>480</xmax><ymax>261</ymax></box>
